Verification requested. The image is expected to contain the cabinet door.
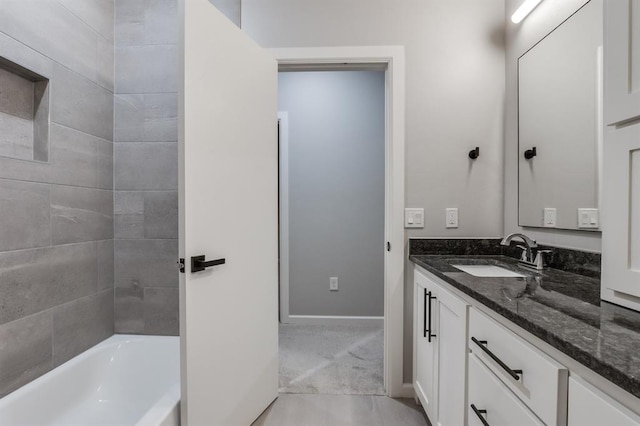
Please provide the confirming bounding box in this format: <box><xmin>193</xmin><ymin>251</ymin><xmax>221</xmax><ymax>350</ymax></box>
<box><xmin>602</xmin><ymin>123</ymin><xmax>640</xmax><ymax>306</ymax></box>
<box><xmin>414</xmin><ymin>272</ymin><xmax>437</xmax><ymax>422</ymax></box>
<box><xmin>435</xmin><ymin>285</ymin><xmax>468</xmax><ymax>426</ymax></box>
<box><xmin>605</xmin><ymin>0</ymin><xmax>640</xmax><ymax>124</ymax></box>
<box><xmin>568</xmin><ymin>377</ymin><xmax>640</xmax><ymax>426</ymax></box>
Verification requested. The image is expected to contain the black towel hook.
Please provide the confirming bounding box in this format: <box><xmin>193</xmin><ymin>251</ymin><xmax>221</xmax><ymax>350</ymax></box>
<box><xmin>468</xmin><ymin>147</ymin><xmax>480</xmax><ymax>160</ymax></box>
<box><xmin>524</xmin><ymin>147</ymin><xmax>537</xmax><ymax>160</ymax></box>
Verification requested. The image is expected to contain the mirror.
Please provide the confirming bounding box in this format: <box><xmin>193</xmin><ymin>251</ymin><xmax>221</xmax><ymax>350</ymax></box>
<box><xmin>518</xmin><ymin>0</ymin><xmax>603</xmax><ymax>231</ymax></box>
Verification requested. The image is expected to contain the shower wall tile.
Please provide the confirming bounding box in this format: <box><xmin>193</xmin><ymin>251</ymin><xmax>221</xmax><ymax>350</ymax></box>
<box><xmin>97</xmin><ymin>239</ymin><xmax>115</xmax><ymax>292</ymax></box>
<box><xmin>114</xmin><ymin>286</ymin><xmax>145</xmax><ymax>333</ymax></box>
<box><xmin>114</xmin><ymin>0</ymin><xmax>179</xmax><ymax>336</ymax></box>
<box><xmin>114</xmin><ymin>93</ymin><xmax>177</xmax><ymax>142</ymax></box>
<box><xmin>48</xmin><ymin>123</ymin><xmax>99</xmax><ymax>188</ymax></box>
<box><xmin>144</xmin><ymin>287</ymin><xmax>179</xmax><ymax>335</ymax></box>
<box><xmin>57</xmin><ymin>0</ymin><xmax>115</xmax><ymax>41</ymax></box>
<box><xmin>97</xmin><ymin>35</ymin><xmax>116</xmax><ymax>92</ymax></box>
<box><xmin>0</xmin><ymin>243</ymin><xmax>98</xmax><ymax>326</ymax></box>
<box><xmin>51</xmin><ymin>64</ymin><xmax>114</xmax><ymax>141</ymax></box>
<box><xmin>143</xmin><ymin>93</ymin><xmax>178</xmax><ymax>141</ymax></box>
<box><xmin>114</xmin><ymin>142</ymin><xmax>178</xmax><ymax>190</ymax></box>
<box><xmin>145</xmin><ymin>0</ymin><xmax>179</xmax><ymax>45</ymax></box>
<box><xmin>115</xmin><ymin>44</ymin><xmax>178</xmax><ymax>93</ymax></box>
<box><xmin>115</xmin><ymin>239</ymin><xmax>178</xmax><ymax>289</ymax></box>
<box><xmin>114</xmin><ymin>94</ymin><xmax>144</xmax><ymax>141</ymax></box>
<box><xmin>0</xmin><ymin>0</ymin><xmax>114</xmax><ymax>397</ymax></box>
<box><xmin>115</xmin><ymin>0</ymin><xmax>145</xmax><ymax>47</ymax></box>
<box><xmin>51</xmin><ymin>186</ymin><xmax>114</xmax><ymax>245</ymax></box>
<box><xmin>0</xmin><ymin>0</ymin><xmax>98</xmax><ymax>84</ymax></box>
<box><xmin>144</xmin><ymin>191</ymin><xmax>178</xmax><ymax>239</ymax></box>
<box><xmin>0</xmin><ymin>179</ymin><xmax>50</xmax><ymax>252</ymax></box>
<box><xmin>0</xmin><ymin>311</ymin><xmax>53</xmax><ymax>398</ymax></box>
<box><xmin>52</xmin><ymin>289</ymin><xmax>114</xmax><ymax>367</ymax></box>
<box><xmin>97</xmin><ymin>140</ymin><xmax>114</xmax><ymax>189</ymax></box>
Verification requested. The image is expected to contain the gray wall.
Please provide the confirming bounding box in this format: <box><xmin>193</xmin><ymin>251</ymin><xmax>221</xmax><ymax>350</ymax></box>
<box><xmin>0</xmin><ymin>0</ymin><xmax>114</xmax><ymax>397</ymax></box>
<box><xmin>113</xmin><ymin>0</ymin><xmax>179</xmax><ymax>335</ymax></box>
<box><xmin>280</xmin><ymin>71</ymin><xmax>385</xmax><ymax>317</ymax></box>
<box><xmin>243</xmin><ymin>0</ymin><xmax>506</xmax><ymax>382</ymax></box>
<box><xmin>504</xmin><ymin>0</ymin><xmax>602</xmax><ymax>252</ymax></box>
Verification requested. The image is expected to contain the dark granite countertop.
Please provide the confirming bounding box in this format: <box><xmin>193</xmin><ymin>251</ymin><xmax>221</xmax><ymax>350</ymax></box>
<box><xmin>410</xmin><ymin>254</ymin><xmax>640</xmax><ymax>400</ymax></box>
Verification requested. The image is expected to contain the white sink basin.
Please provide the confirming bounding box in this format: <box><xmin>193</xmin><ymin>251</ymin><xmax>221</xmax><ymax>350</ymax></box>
<box><xmin>451</xmin><ymin>264</ymin><xmax>526</xmax><ymax>278</ymax></box>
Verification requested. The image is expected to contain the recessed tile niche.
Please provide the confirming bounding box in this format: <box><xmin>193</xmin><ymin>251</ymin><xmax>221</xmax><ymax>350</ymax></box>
<box><xmin>0</xmin><ymin>57</ymin><xmax>50</xmax><ymax>162</ymax></box>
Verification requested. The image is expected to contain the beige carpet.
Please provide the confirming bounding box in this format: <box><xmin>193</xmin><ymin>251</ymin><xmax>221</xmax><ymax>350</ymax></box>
<box><xmin>278</xmin><ymin>323</ymin><xmax>385</xmax><ymax>395</ymax></box>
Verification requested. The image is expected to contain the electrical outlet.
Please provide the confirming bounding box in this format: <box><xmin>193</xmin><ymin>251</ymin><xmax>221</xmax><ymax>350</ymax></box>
<box><xmin>543</xmin><ymin>208</ymin><xmax>557</xmax><ymax>227</ymax></box>
<box><xmin>446</xmin><ymin>208</ymin><xmax>458</xmax><ymax>228</ymax></box>
<box><xmin>330</xmin><ymin>277</ymin><xmax>338</xmax><ymax>291</ymax></box>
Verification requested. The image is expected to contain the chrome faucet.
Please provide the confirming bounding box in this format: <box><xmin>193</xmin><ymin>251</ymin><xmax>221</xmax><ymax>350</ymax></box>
<box><xmin>500</xmin><ymin>233</ymin><xmax>550</xmax><ymax>270</ymax></box>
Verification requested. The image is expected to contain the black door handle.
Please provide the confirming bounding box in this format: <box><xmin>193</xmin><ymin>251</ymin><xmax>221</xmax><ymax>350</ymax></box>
<box><xmin>427</xmin><ymin>291</ymin><xmax>437</xmax><ymax>342</ymax></box>
<box><xmin>191</xmin><ymin>255</ymin><xmax>226</xmax><ymax>272</ymax></box>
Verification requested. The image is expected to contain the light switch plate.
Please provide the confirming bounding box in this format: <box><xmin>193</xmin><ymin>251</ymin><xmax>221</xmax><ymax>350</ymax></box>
<box><xmin>543</xmin><ymin>208</ymin><xmax>557</xmax><ymax>227</ymax></box>
<box><xmin>405</xmin><ymin>208</ymin><xmax>424</xmax><ymax>228</ymax></box>
<box><xmin>446</xmin><ymin>208</ymin><xmax>458</xmax><ymax>228</ymax></box>
<box><xmin>578</xmin><ymin>208</ymin><xmax>599</xmax><ymax>228</ymax></box>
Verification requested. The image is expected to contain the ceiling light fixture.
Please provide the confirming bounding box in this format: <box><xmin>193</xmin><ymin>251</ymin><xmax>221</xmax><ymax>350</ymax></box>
<box><xmin>511</xmin><ymin>0</ymin><xmax>542</xmax><ymax>23</ymax></box>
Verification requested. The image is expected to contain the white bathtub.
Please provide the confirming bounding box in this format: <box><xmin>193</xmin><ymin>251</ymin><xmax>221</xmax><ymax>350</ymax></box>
<box><xmin>0</xmin><ymin>334</ymin><xmax>180</xmax><ymax>426</ymax></box>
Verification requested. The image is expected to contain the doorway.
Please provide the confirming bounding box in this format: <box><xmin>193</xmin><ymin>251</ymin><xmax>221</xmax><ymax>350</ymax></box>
<box><xmin>278</xmin><ymin>69</ymin><xmax>386</xmax><ymax>395</ymax></box>
<box><xmin>272</xmin><ymin>46</ymin><xmax>407</xmax><ymax>398</ymax></box>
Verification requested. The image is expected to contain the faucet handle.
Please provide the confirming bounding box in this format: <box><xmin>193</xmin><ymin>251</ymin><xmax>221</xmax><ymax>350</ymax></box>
<box><xmin>516</xmin><ymin>245</ymin><xmax>528</xmax><ymax>261</ymax></box>
<box><xmin>534</xmin><ymin>250</ymin><xmax>553</xmax><ymax>269</ymax></box>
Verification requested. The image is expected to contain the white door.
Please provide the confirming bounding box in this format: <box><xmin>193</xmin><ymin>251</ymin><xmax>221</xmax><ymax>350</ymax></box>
<box><xmin>179</xmin><ymin>1</ymin><xmax>278</xmax><ymax>425</ymax></box>
<box><xmin>414</xmin><ymin>271</ymin><xmax>437</xmax><ymax>421</ymax></box>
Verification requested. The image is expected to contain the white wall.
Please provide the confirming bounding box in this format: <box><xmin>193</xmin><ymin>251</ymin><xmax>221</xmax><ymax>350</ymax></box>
<box><xmin>243</xmin><ymin>0</ymin><xmax>505</xmax><ymax>382</ymax></box>
<box><xmin>243</xmin><ymin>0</ymin><xmax>505</xmax><ymax>239</ymax></box>
<box><xmin>504</xmin><ymin>0</ymin><xmax>602</xmax><ymax>252</ymax></box>
<box><xmin>280</xmin><ymin>70</ymin><xmax>385</xmax><ymax>317</ymax></box>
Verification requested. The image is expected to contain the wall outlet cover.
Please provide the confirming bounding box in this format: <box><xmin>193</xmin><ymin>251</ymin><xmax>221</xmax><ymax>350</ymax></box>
<box><xmin>446</xmin><ymin>208</ymin><xmax>458</xmax><ymax>228</ymax></box>
<box><xmin>577</xmin><ymin>208</ymin><xmax>599</xmax><ymax>228</ymax></box>
<box><xmin>405</xmin><ymin>208</ymin><xmax>424</xmax><ymax>228</ymax></box>
<box><xmin>330</xmin><ymin>277</ymin><xmax>338</xmax><ymax>291</ymax></box>
<box><xmin>543</xmin><ymin>208</ymin><xmax>557</xmax><ymax>227</ymax></box>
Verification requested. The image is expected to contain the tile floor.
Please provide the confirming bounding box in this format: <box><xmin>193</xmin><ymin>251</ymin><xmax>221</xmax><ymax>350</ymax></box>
<box><xmin>259</xmin><ymin>323</ymin><xmax>429</xmax><ymax>425</ymax></box>
<box><xmin>252</xmin><ymin>394</ymin><xmax>429</xmax><ymax>426</ymax></box>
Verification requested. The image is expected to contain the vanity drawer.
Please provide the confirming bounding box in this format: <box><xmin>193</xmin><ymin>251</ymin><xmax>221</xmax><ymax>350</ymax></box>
<box><xmin>469</xmin><ymin>308</ymin><xmax>568</xmax><ymax>426</ymax></box>
<box><xmin>468</xmin><ymin>353</ymin><xmax>543</xmax><ymax>426</ymax></box>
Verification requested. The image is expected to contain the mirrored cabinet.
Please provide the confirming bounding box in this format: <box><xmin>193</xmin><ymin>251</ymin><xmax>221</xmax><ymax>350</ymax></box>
<box><xmin>601</xmin><ymin>0</ymin><xmax>640</xmax><ymax>310</ymax></box>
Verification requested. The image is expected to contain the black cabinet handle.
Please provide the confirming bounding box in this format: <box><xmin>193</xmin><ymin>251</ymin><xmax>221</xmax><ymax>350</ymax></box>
<box><xmin>471</xmin><ymin>337</ymin><xmax>523</xmax><ymax>381</ymax></box>
<box><xmin>191</xmin><ymin>255</ymin><xmax>226</xmax><ymax>273</ymax></box>
<box><xmin>423</xmin><ymin>288</ymin><xmax>428</xmax><ymax>338</ymax></box>
<box><xmin>470</xmin><ymin>404</ymin><xmax>490</xmax><ymax>426</ymax></box>
<box><xmin>427</xmin><ymin>291</ymin><xmax>437</xmax><ymax>342</ymax></box>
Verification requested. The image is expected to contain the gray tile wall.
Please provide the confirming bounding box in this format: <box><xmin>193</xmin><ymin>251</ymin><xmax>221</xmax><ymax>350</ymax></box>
<box><xmin>114</xmin><ymin>0</ymin><xmax>179</xmax><ymax>335</ymax></box>
<box><xmin>0</xmin><ymin>0</ymin><xmax>114</xmax><ymax>398</ymax></box>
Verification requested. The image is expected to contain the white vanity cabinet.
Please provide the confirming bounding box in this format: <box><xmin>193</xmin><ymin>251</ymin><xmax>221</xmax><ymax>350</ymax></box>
<box><xmin>568</xmin><ymin>376</ymin><xmax>640</xmax><ymax>426</ymax></box>
<box><xmin>604</xmin><ymin>0</ymin><xmax>640</xmax><ymax>125</ymax></box>
<box><xmin>413</xmin><ymin>267</ymin><xmax>468</xmax><ymax>426</ymax></box>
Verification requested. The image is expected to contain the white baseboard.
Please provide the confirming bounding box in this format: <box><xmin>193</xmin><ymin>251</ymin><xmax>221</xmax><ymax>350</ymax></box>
<box><xmin>399</xmin><ymin>383</ymin><xmax>415</xmax><ymax>399</ymax></box>
<box><xmin>284</xmin><ymin>315</ymin><xmax>384</xmax><ymax>326</ymax></box>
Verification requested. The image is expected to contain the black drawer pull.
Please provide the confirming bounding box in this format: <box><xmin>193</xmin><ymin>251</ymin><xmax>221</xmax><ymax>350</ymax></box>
<box><xmin>471</xmin><ymin>337</ymin><xmax>523</xmax><ymax>381</ymax></box>
<box><xmin>427</xmin><ymin>291</ymin><xmax>437</xmax><ymax>342</ymax></box>
<box><xmin>471</xmin><ymin>404</ymin><xmax>490</xmax><ymax>426</ymax></box>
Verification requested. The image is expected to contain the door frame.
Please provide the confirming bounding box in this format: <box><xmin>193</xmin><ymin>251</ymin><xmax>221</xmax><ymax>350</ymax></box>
<box><xmin>271</xmin><ymin>46</ymin><xmax>407</xmax><ymax>398</ymax></box>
